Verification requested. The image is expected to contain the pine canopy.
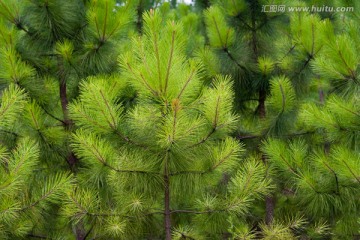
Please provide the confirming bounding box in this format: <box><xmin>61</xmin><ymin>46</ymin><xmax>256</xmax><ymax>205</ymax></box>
<box><xmin>0</xmin><ymin>0</ymin><xmax>359</xmax><ymax>239</ymax></box>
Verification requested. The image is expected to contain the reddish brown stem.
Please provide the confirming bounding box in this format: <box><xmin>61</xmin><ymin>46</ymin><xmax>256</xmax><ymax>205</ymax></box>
<box><xmin>60</xmin><ymin>79</ymin><xmax>72</xmax><ymax>128</ymax></box>
<box><xmin>58</xmin><ymin>59</ymin><xmax>78</xmax><ymax>170</ymax></box>
<box><xmin>258</xmin><ymin>89</ymin><xmax>266</xmax><ymax>118</ymax></box>
<box><xmin>265</xmin><ymin>196</ymin><xmax>275</xmax><ymax>225</ymax></box>
<box><xmin>164</xmin><ymin>172</ymin><xmax>171</xmax><ymax>240</ymax></box>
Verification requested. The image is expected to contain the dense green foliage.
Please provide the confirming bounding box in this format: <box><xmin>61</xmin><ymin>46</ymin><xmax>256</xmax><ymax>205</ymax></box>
<box><xmin>0</xmin><ymin>0</ymin><xmax>359</xmax><ymax>239</ymax></box>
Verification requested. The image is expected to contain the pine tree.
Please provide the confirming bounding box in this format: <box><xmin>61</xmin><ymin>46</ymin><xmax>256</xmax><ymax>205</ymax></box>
<box><xmin>0</xmin><ymin>85</ymin><xmax>73</xmax><ymax>239</ymax></box>
<box><xmin>68</xmin><ymin>10</ymin><xmax>272</xmax><ymax>239</ymax></box>
<box><xmin>199</xmin><ymin>0</ymin><xmax>359</xmax><ymax>238</ymax></box>
<box><xmin>262</xmin><ymin>8</ymin><xmax>360</xmax><ymax>238</ymax></box>
<box><xmin>0</xmin><ymin>0</ymin><xmax>136</xmax><ymax>238</ymax></box>
<box><xmin>199</xmin><ymin>0</ymin><xmax>290</xmax><ymax>231</ymax></box>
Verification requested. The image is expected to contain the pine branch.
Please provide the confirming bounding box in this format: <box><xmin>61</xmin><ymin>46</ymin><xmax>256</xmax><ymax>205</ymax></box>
<box><xmin>236</xmin><ymin>134</ymin><xmax>259</xmax><ymax>140</ymax></box>
<box><xmin>102</xmin><ymin>0</ymin><xmax>108</xmax><ymax>41</ymax></box>
<box><xmin>69</xmin><ymin>192</ymin><xmax>163</xmax><ymax>219</ymax></box>
<box><xmin>58</xmin><ymin>60</ymin><xmax>72</xmax><ymax>128</ymax></box>
<box><xmin>339</xmin><ymin>159</ymin><xmax>360</xmax><ymax>184</ymax></box>
<box><xmin>279</xmin><ymin>154</ymin><xmax>299</xmax><ymax>176</ymax></box>
<box><xmin>169</xmin><ymin>170</ymin><xmax>204</xmax><ymax>176</ymax></box>
<box><xmin>107</xmin><ymin>17</ymin><xmax>124</xmax><ymax>40</ymax></box>
<box><xmin>170</xmin><ymin>209</ymin><xmax>227</xmax><ymax>214</ymax></box>
<box><xmin>91</xmin><ymin>16</ymin><xmax>101</xmax><ymax>46</ymax></box>
<box><xmin>72</xmin><ymin>100</ymin><xmax>150</xmax><ymax>150</ymax></box>
<box><xmin>329</xmin><ymin>80</ymin><xmax>349</xmax><ymax>94</ymax></box>
<box><xmin>177</xmin><ymin>68</ymin><xmax>196</xmax><ymax>99</ymax></box>
<box><xmin>28</xmin><ymin>106</ymin><xmax>40</xmax><ymax>130</ymax></box>
<box><xmin>338</xmin><ymin>50</ymin><xmax>357</xmax><ymax>81</ymax></box>
<box><xmin>250</xmin><ymin>2</ymin><xmax>258</xmax><ymax>60</ymax></box>
<box><xmin>311</xmin><ymin>23</ymin><xmax>315</xmax><ymax>56</ymax></box>
<box><xmin>0</xmin><ymin>1</ymin><xmax>13</xmax><ymax>21</ymax></box>
<box><xmin>256</xmin><ymin>15</ymin><xmax>281</xmax><ymax>31</ymax></box>
<box><xmin>72</xmin><ymin>106</ymin><xmax>107</xmax><ymax>130</ymax></box>
<box><xmin>151</xmin><ymin>21</ymin><xmax>163</xmax><ymax>92</ymax></box>
<box><xmin>235</xmin><ymin>14</ymin><xmax>252</xmax><ymax>30</ymax></box>
<box><xmin>334</xmin><ymin>102</ymin><xmax>360</xmax><ymax>117</ymax></box>
<box><xmin>140</xmin><ymin>49</ymin><xmax>154</xmax><ymax>83</ymax></box>
<box><xmin>236</xmin><ymin>131</ymin><xmax>316</xmax><ymax>140</ymax></box>
<box><xmin>39</xmin><ymin>105</ymin><xmax>66</xmax><ymax>124</ymax></box>
<box><xmin>210</xmin><ymin>149</ymin><xmax>234</xmax><ymax>172</ymax></box>
<box><xmin>186</xmin><ymin>95</ymin><xmax>222</xmax><ymax>148</ymax></box>
<box><xmin>78</xmin><ymin>137</ymin><xmax>156</xmax><ymax>175</ymax></box>
<box><xmin>319</xmin><ymin>159</ymin><xmax>340</xmax><ymax>195</ymax></box>
<box><xmin>170</xmin><ymin>149</ymin><xmax>234</xmax><ymax>176</ymax></box>
<box><xmin>278</xmin><ymin>154</ymin><xmax>318</xmax><ymax>193</ymax></box>
<box><xmin>26</xmin><ymin>234</ymin><xmax>49</xmax><ymax>239</ymax></box>
<box><xmin>240</xmin><ymin>98</ymin><xmax>262</xmax><ymax>102</ymax></box>
<box><xmin>164</xmin><ymin>28</ymin><xmax>175</xmax><ymax>94</ymax></box>
<box><xmin>126</xmin><ymin>62</ymin><xmax>159</xmax><ymax>96</ymax></box>
<box><xmin>14</xmin><ymin>19</ymin><xmax>32</xmax><ymax>36</ymax></box>
<box><xmin>113</xmin><ymin>129</ymin><xmax>151</xmax><ymax>150</ymax></box>
<box><xmin>0</xmin><ymin>129</ymin><xmax>19</xmax><ymax>137</ymax></box>
<box><xmin>291</xmin><ymin>54</ymin><xmax>313</xmax><ymax>79</ymax></box>
<box><xmin>83</xmin><ymin>223</ymin><xmax>94</xmax><ymax>240</ymax></box>
<box><xmin>211</xmin><ymin>15</ymin><xmax>225</xmax><ymax>47</ymax></box>
<box><xmin>20</xmin><ymin>189</ymin><xmax>56</xmax><ymax>211</ymax></box>
<box><xmin>279</xmin><ymin>83</ymin><xmax>286</xmax><ymax>114</ymax></box>
<box><xmin>279</xmin><ymin>44</ymin><xmax>297</xmax><ymax>62</ymax></box>
<box><xmin>98</xmin><ymin>89</ymin><xmax>117</xmax><ymax>129</ymax></box>
<box><xmin>187</xmin><ymin>127</ymin><xmax>216</xmax><ymax>149</ymax></box>
<box><xmin>223</xmin><ymin>47</ymin><xmax>247</xmax><ymax>71</ymax></box>
<box><xmin>0</xmin><ymin>0</ymin><xmax>29</xmax><ymax>42</ymax></box>
<box><xmin>213</xmin><ymin>96</ymin><xmax>220</xmax><ymax>127</ymax></box>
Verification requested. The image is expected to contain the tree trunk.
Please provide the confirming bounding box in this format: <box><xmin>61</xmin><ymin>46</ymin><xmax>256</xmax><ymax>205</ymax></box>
<box><xmin>259</xmin><ymin>87</ymin><xmax>274</xmax><ymax>225</ymax></box>
<box><xmin>73</xmin><ymin>221</ymin><xmax>87</xmax><ymax>240</ymax></box>
<box><xmin>258</xmin><ymin>89</ymin><xmax>266</xmax><ymax>118</ymax></box>
<box><xmin>164</xmin><ymin>172</ymin><xmax>171</xmax><ymax>240</ymax></box>
<box><xmin>136</xmin><ymin>0</ymin><xmax>143</xmax><ymax>33</ymax></box>
<box><xmin>58</xmin><ymin>59</ymin><xmax>78</xmax><ymax>170</ymax></box>
<box><xmin>265</xmin><ymin>196</ymin><xmax>275</xmax><ymax>225</ymax></box>
<box><xmin>59</xmin><ymin>75</ymin><xmax>72</xmax><ymax>128</ymax></box>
